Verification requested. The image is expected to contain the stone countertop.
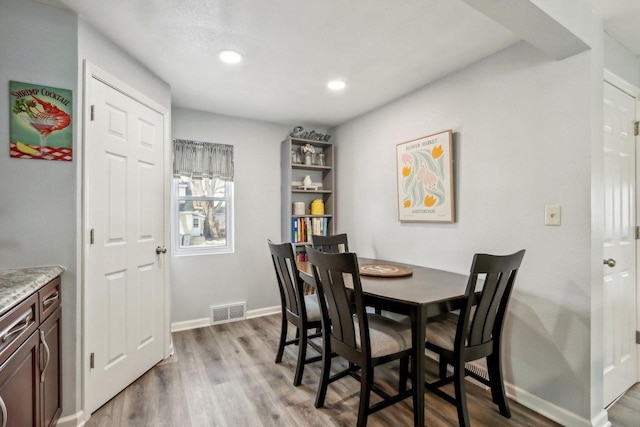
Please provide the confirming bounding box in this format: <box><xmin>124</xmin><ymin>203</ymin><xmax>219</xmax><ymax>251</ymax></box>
<box><xmin>0</xmin><ymin>266</ymin><xmax>65</xmax><ymax>317</ymax></box>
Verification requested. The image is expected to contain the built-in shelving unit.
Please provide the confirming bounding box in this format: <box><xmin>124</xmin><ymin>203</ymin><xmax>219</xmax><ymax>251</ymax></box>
<box><xmin>281</xmin><ymin>137</ymin><xmax>335</xmax><ymax>257</ymax></box>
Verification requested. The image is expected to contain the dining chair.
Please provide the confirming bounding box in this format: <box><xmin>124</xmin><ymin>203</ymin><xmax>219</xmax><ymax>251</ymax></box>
<box><xmin>424</xmin><ymin>249</ymin><xmax>526</xmax><ymax>427</ymax></box>
<box><xmin>268</xmin><ymin>240</ymin><xmax>323</xmax><ymax>386</ymax></box>
<box><xmin>310</xmin><ymin>233</ymin><xmax>349</xmax><ymax>253</ymax></box>
<box><xmin>307</xmin><ymin>247</ymin><xmax>416</xmax><ymax>427</ymax></box>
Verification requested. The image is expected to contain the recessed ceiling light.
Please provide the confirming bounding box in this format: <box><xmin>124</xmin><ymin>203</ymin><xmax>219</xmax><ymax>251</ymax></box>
<box><xmin>218</xmin><ymin>50</ymin><xmax>243</xmax><ymax>64</ymax></box>
<box><xmin>327</xmin><ymin>80</ymin><xmax>346</xmax><ymax>91</ymax></box>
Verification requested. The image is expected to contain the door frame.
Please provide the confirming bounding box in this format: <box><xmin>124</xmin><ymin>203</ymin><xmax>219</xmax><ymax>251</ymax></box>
<box><xmin>80</xmin><ymin>61</ymin><xmax>172</xmax><ymax>419</ymax></box>
<box><xmin>604</xmin><ymin>69</ymin><xmax>640</xmax><ymax>383</ymax></box>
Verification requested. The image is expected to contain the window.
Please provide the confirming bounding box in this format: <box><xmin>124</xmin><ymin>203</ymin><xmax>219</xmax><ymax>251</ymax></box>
<box><xmin>173</xmin><ymin>139</ymin><xmax>234</xmax><ymax>255</ymax></box>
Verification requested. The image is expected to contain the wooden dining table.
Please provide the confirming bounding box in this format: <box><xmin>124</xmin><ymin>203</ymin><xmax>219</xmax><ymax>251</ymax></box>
<box><xmin>297</xmin><ymin>257</ymin><xmax>470</xmax><ymax>427</ymax></box>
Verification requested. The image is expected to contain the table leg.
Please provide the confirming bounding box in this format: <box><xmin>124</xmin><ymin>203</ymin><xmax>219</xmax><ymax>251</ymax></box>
<box><xmin>412</xmin><ymin>305</ymin><xmax>427</xmax><ymax>427</ymax></box>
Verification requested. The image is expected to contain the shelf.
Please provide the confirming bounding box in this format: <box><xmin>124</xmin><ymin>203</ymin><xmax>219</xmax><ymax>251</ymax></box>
<box><xmin>292</xmin><ymin>164</ymin><xmax>331</xmax><ymax>171</ymax></box>
<box><xmin>282</xmin><ymin>137</ymin><xmax>335</xmax><ymax>247</ymax></box>
<box><xmin>292</xmin><ymin>189</ymin><xmax>332</xmax><ymax>194</ymax></box>
<box><xmin>290</xmin><ymin>137</ymin><xmax>333</xmax><ymax>148</ymax></box>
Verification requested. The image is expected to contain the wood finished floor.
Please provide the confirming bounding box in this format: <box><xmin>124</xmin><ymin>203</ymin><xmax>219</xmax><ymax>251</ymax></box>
<box><xmin>86</xmin><ymin>314</ymin><xmax>563</xmax><ymax>427</ymax></box>
<box><xmin>608</xmin><ymin>383</ymin><xmax>640</xmax><ymax>426</ymax></box>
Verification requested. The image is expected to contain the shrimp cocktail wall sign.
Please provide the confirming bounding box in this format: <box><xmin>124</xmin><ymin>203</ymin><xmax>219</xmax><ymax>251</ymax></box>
<box><xmin>10</xmin><ymin>81</ymin><xmax>72</xmax><ymax>161</ymax></box>
<box><xmin>396</xmin><ymin>130</ymin><xmax>454</xmax><ymax>222</ymax></box>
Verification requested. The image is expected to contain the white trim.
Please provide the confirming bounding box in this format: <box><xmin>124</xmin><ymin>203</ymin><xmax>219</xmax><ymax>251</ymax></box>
<box><xmin>81</xmin><ymin>60</ymin><xmax>171</xmax><ymax>416</ymax></box>
<box><xmin>604</xmin><ymin>69</ymin><xmax>640</xmax><ymax>98</ymax></box>
<box><xmin>171</xmin><ymin>317</ymin><xmax>210</xmax><ymax>332</ymax></box>
<box><xmin>56</xmin><ymin>410</ymin><xmax>86</xmax><ymax>427</ymax></box>
<box><xmin>592</xmin><ymin>410</ymin><xmax>612</xmax><ymax>427</ymax></box>
<box><xmin>170</xmin><ymin>305</ymin><xmax>281</xmax><ymax>332</ymax></box>
<box><xmin>246</xmin><ymin>305</ymin><xmax>281</xmax><ymax>319</ymax></box>
<box><xmin>506</xmin><ymin>381</ymin><xmax>595</xmax><ymax>427</ymax></box>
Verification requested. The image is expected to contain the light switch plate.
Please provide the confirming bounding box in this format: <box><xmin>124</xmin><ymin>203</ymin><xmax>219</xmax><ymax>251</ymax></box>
<box><xmin>545</xmin><ymin>205</ymin><xmax>561</xmax><ymax>226</ymax></box>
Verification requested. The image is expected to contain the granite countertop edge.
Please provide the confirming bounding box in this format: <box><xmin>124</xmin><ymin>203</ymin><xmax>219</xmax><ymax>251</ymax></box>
<box><xmin>0</xmin><ymin>266</ymin><xmax>65</xmax><ymax>317</ymax></box>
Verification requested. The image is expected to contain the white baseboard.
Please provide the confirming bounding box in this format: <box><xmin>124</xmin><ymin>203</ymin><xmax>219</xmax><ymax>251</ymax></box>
<box><xmin>56</xmin><ymin>410</ymin><xmax>86</xmax><ymax>427</ymax></box>
<box><xmin>246</xmin><ymin>305</ymin><xmax>280</xmax><ymax>319</ymax></box>
<box><xmin>506</xmin><ymin>381</ymin><xmax>596</xmax><ymax>427</ymax></box>
<box><xmin>171</xmin><ymin>317</ymin><xmax>210</xmax><ymax>332</ymax></box>
<box><xmin>171</xmin><ymin>305</ymin><xmax>280</xmax><ymax>332</ymax></box>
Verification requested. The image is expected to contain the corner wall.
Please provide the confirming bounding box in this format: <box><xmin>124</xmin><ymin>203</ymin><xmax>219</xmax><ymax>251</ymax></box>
<box><xmin>171</xmin><ymin>108</ymin><xmax>289</xmax><ymax>324</ymax></box>
<box><xmin>0</xmin><ymin>0</ymin><xmax>79</xmax><ymax>418</ymax></box>
<box><xmin>333</xmin><ymin>41</ymin><xmax>594</xmax><ymax>421</ymax></box>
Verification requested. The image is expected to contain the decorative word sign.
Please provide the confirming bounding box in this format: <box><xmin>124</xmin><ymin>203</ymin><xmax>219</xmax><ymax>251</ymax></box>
<box><xmin>290</xmin><ymin>126</ymin><xmax>331</xmax><ymax>142</ymax></box>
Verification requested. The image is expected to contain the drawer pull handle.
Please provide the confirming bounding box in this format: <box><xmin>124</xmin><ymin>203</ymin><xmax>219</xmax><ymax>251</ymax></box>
<box><xmin>0</xmin><ymin>394</ymin><xmax>6</xmax><ymax>427</ymax></box>
<box><xmin>42</xmin><ymin>291</ymin><xmax>60</xmax><ymax>307</ymax></box>
<box><xmin>1</xmin><ymin>312</ymin><xmax>31</xmax><ymax>343</ymax></box>
<box><xmin>40</xmin><ymin>330</ymin><xmax>50</xmax><ymax>383</ymax></box>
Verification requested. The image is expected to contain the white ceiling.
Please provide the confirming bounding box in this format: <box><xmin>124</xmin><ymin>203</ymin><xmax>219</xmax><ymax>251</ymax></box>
<box><xmin>41</xmin><ymin>0</ymin><xmax>640</xmax><ymax>128</ymax></box>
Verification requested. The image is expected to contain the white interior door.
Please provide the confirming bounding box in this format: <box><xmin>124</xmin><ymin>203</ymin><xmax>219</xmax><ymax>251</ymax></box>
<box><xmin>603</xmin><ymin>80</ymin><xmax>637</xmax><ymax>406</ymax></box>
<box><xmin>85</xmin><ymin>74</ymin><xmax>167</xmax><ymax>413</ymax></box>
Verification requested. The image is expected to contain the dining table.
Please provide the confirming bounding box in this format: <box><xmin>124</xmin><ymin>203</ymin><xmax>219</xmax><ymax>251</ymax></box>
<box><xmin>297</xmin><ymin>257</ymin><xmax>470</xmax><ymax>427</ymax></box>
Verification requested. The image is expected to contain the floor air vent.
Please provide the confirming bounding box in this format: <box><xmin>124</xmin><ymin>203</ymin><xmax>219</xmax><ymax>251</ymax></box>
<box><xmin>210</xmin><ymin>302</ymin><xmax>246</xmax><ymax>325</ymax></box>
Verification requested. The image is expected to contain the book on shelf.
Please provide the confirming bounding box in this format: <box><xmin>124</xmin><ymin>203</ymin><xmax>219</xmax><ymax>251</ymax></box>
<box><xmin>291</xmin><ymin>216</ymin><xmax>328</xmax><ymax>244</ymax></box>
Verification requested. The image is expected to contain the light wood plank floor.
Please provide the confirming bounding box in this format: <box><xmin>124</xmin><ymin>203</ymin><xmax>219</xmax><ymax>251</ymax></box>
<box><xmin>87</xmin><ymin>314</ymin><xmax>561</xmax><ymax>426</ymax></box>
<box><xmin>608</xmin><ymin>383</ymin><xmax>640</xmax><ymax>426</ymax></box>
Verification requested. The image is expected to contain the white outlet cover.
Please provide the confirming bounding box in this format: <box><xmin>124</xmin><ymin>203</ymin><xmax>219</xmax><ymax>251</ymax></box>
<box><xmin>545</xmin><ymin>205</ymin><xmax>561</xmax><ymax>226</ymax></box>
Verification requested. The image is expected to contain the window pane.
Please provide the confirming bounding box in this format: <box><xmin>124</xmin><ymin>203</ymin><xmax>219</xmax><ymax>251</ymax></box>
<box><xmin>178</xmin><ymin>199</ymin><xmax>227</xmax><ymax>248</ymax></box>
<box><xmin>178</xmin><ymin>176</ymin><xmax>227</xmax><ymax>198</ymax></box>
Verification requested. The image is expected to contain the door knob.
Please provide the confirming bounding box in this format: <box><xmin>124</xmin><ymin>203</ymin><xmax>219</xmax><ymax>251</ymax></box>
<box><xmin>603</xmin><ymin>258</ymin><xmax>616</xmax><ymax>268</ymax></box>
<box><xmin>156</xmin><ymin>246</ymin><xmax>167</xmax><ymax>255</ymax></box>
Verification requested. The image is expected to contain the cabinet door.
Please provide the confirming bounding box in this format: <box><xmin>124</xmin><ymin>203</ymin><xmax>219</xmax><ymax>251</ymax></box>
<box><xmin>0</xmin><ymin>332</ymin><xmax>39</xmax><ymax>427</ymax></box>
<box><xmin>39</xmin><ymin>308</ymin><xmax>61</xmax><ymax>427</ymax></box>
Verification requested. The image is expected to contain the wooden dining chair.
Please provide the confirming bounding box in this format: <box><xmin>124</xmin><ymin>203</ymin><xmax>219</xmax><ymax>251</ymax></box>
<box><xmin>307</xmin><ymin>247</ymin><xmax>416</xmax><ymax>427</ymax></box>
<box><xmin>268</xmin><ymin>240</ymin><xmax>323</xmax><ymax>386</ymax></box>
<box><xmin>424</xmin><ymin>249</ymin><xmax>526</xmax><ymax>427</ymax></box>
<box><xmin>310</xmin><ymin>233</ymin><xmax>349</xmax><ymax>253</ymax></box>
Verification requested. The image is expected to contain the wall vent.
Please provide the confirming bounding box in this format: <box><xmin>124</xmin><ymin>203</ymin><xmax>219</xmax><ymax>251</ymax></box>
<box><xmin>465</xmin><ymin>361</ymin><xmax>490</xmax><ymax>389</ymax></box>
<box><xmin>210</xmin><ymin>302</ymin><xmax>246</xmax><ymax>325</ymax></box>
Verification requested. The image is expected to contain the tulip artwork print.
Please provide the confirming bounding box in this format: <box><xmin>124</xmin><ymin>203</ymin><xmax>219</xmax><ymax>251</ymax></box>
<box><xmin>396</xmin><ymin>130</ymin><xmax>454</xmax><ymax>222</ymax></box>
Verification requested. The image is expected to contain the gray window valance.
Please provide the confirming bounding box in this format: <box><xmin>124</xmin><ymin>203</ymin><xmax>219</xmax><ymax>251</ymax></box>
<box><xmin>173</xmin><ymin>139</ymin><xmax>234</xmax><ymax>181</ymax></box>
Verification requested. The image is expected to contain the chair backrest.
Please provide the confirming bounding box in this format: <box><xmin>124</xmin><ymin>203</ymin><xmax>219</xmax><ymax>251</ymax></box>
<box><xmin>306</xmin><ymin>247</ymin><xmax>368</xmax><ymax>357</ymax></box>
<box><xmin>268</xmin><ymin>240</ymin><xmax>306</xmax><ymax>320</ymax></box>
<box><xmin>310</xmin><ymin>233</ymin><xmax>349</xmax><ymax>253</ymax></box>
<box><xmin>458</xmin><ymin>250</ymin><xmax>526</xmax><ymax>353</ymax></box>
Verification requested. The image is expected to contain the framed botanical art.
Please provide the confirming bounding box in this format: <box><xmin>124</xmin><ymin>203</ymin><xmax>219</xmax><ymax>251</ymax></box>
<box><xmin>396</xmin><ymin>130</ymin><xmax>454</xmax><ymax>222</ymax></box>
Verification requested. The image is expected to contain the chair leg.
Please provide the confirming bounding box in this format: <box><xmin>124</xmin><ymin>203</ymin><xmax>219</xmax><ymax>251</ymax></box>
<box><xmin>487</xmin><ymin>353</ymin><xmax>511</xmax><ymax>418</ymax></box>
<box><xmin>356</xmin><ymin>365</ymin><xmax>373</xmax><ymax>427</ymax></box>
<box><xmin>453</xmin><ymin>361</ymin><xmax>471</xmax><ymax>427</ymax></box>
<box><xmin>293</xmin><ymin>327</ymin><xmax>308</xmax><ymax>386</ymax></box>
<box><xmin>438</xmin><ymin>356</ymin><xmax>448</xmax><ymax>379</ymax></box>
<box><xmin>275</xmin><ymin>315</ymin><xmax>288</xmax><ymax>363</ymax></box>
<box><xmin>315</xmin><ymin>334</ymin><xmax>332</xmax><ymax>408</ymax></box>
<box><xmin>399</xmin><ymin>355</ymin><xmax>409</xmax><ymax>392</ymax></box>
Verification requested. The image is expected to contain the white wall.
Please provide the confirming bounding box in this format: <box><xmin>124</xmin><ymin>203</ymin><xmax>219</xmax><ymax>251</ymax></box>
<box><xmin>171</xmin><ymin>109</ymin><xmax>290</xmax><ymax>323</ymax></box>
<box><xmin>0</xmin><ymin>0</ymin><xmax>79</xmax><ymax>417</ymax></box>
<box><xmin>334</xmin><ymin>41</ymin><xmax>595</xmax><ymax>420</ymax></box>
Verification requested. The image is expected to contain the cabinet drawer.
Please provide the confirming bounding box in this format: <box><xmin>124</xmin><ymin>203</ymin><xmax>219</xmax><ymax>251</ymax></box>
<box><xmin>0</xmin><ymin>294</ymin><xmax>38</xmax><ymax>367</ymax></box>
<box><xmin>38</xmin><ymin>277</ymin><xmax>61</xmax><ymax>322</ymax></box>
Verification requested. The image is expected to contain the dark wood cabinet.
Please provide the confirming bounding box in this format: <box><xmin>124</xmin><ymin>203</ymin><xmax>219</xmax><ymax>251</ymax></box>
<box><xmin>39</xmin><ymin>307</ymin><xmax>61</xmax><ymax>427</ymax></box>
<box><xmin>0</xmin><ymin>275</ymin><xmax>61</xmax><ymax>427</ymax></box>
<box><xmin>0</xmin><ymin>332</ymin><xmax>40</xmax><ymax>427</ymax></box>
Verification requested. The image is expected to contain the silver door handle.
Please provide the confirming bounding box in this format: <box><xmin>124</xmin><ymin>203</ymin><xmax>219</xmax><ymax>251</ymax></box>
<box><xmin>0</xmin><ymin>394</ymin><xmax>6</xmax><ymax>427</ymax></box>
<box><xmin>156</xmin><ymin>246</ymin><xmax>167</xmax><ymax>254</ymax></box>
<box><xmin>42</xmin><ymin>291</ymin><xmax>59</xmax><ymax>308</ymax></box>
<box><xmin>2</xmin><ymin>312</ymin><xmax>31</xmax><ymax>342</ymax></box>
<box><xmin>604</xmin><ymin>258</ymin><xmax>616</xmax><ymax>268</ymax></box>
<box><xmin>40</xmin><ymin>330</ymin><xmax>50</xmax><ymax>383</ymax></box>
